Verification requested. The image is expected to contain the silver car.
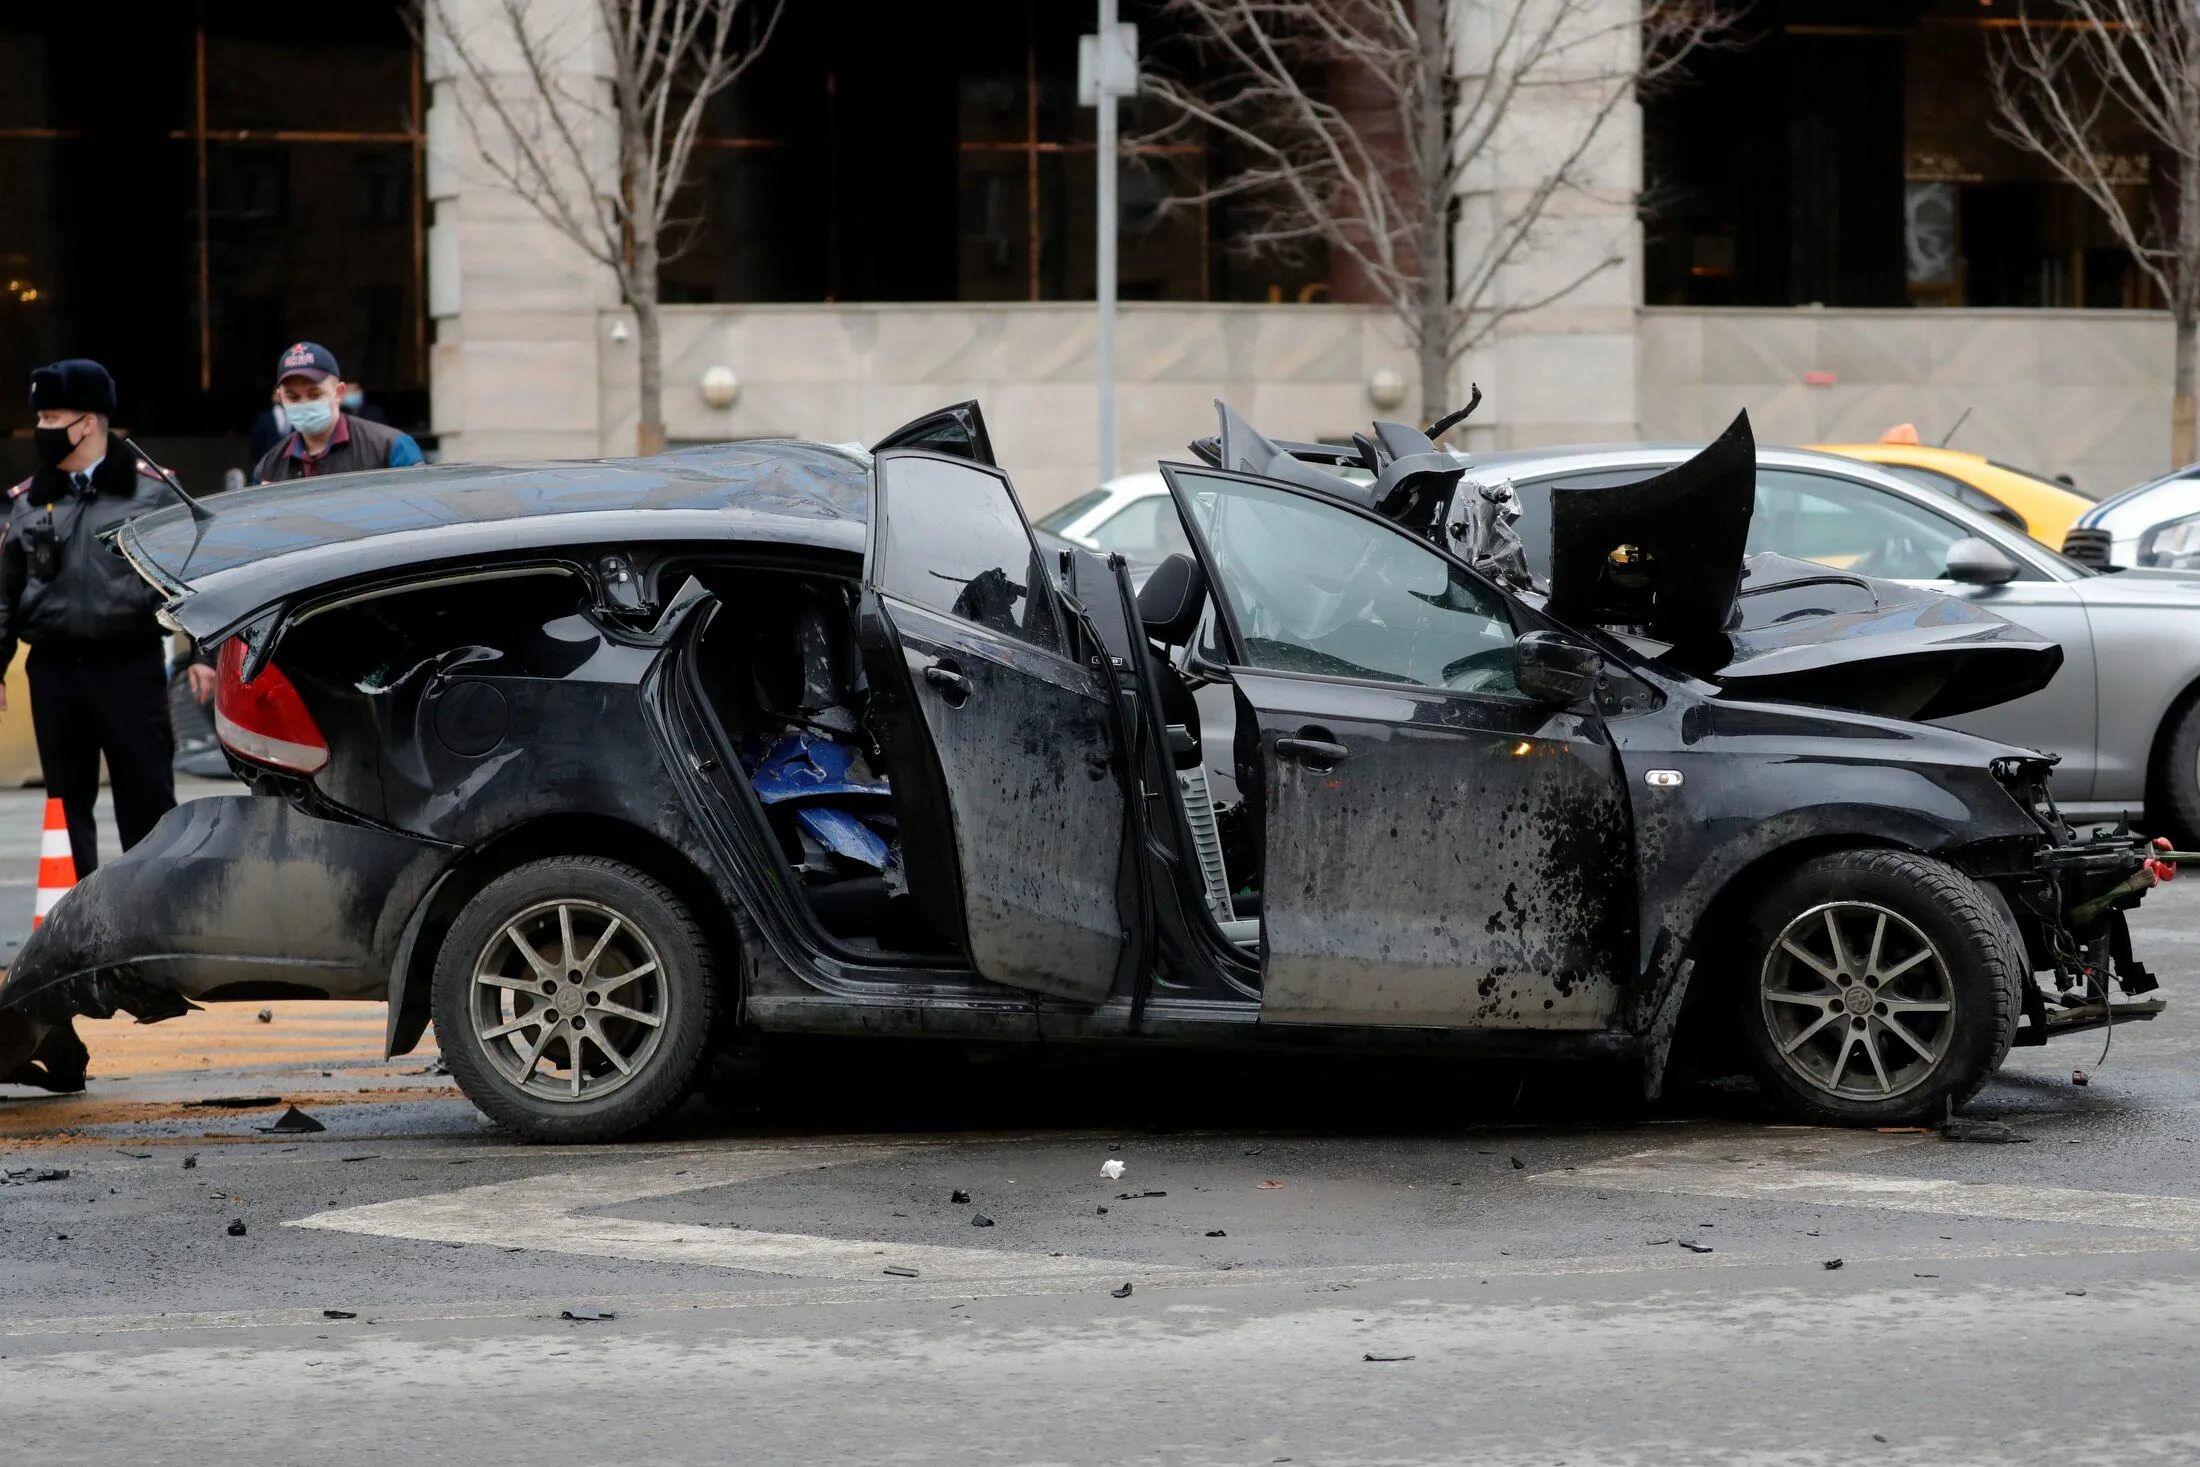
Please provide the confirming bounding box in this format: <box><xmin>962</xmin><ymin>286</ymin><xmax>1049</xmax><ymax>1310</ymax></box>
<box><xmin>1469</xmin><ymin>444</ymin><xmax>2200</xmax><ymax>835</ymax></box>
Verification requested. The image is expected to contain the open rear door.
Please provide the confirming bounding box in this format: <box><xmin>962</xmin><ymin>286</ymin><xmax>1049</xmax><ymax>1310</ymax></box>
<box><xmin>860</xmin><ymin>449</ymin><xmax>1128</xmax><ymax>1002</ymax></box>
<box><xmin>870</xmin><ymin>401</ymin><xmax>997</xmax><ymax>465</ymax></box>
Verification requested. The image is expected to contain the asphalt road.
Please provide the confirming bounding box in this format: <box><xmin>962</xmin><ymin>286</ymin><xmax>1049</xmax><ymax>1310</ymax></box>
<box><xmin>7</xmin><ymin>891</ymin><xmax>2200</xmax><ymax>1464</ymax></box>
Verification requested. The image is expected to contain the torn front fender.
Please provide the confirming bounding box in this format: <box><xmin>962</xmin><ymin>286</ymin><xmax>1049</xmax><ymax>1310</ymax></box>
<box><xmin>0</xmin><ymin>796</ymin><xmax>456</xmax><ymax>1031</ymax></box>
<box><xmin>1545</xmin><ymin>412</ymin><xmax>1756</xmax><ymax>668</ymax></box>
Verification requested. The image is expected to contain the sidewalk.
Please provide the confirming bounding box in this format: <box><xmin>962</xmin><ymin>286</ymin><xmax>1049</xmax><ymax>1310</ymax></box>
<box><xmin>0</xmin><ymin>776</ymin><xmax>241</xmax><ymax>966</ymax></box>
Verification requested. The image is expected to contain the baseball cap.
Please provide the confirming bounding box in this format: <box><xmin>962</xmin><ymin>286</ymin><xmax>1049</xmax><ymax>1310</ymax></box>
<box><xmin>274</xmin><ymin>341</ymin><xmax>340</xmax><ymax>387</ymax></box>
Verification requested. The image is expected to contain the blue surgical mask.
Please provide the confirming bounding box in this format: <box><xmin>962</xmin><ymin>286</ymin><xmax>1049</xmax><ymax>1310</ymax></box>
<box><xmin>341</xmin><ymin>389</ymin><xmax>363</xmax><ymax>411</ymax></box>
<box><xmin>286</xmin><ymin>397</ymin><xmax>336</xmax><ymax>436</ymax></box>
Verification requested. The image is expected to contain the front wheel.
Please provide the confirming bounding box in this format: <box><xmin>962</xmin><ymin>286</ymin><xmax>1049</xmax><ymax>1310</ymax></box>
<box><xmin>431</xmin><ymin>856</ymin><xmax>718</xmax><ymax>1142</ymax></box>
<box><xmin>1737</xmin><ymin>849</ymin><xmax>2023</xmax><ymax>1126</ymax></box>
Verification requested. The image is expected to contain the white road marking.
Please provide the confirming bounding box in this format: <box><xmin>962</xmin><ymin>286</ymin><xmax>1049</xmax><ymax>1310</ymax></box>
<box><xmin>287</xmin><ymin>1143</ymin><xmax>1147</xmax><ymax>1282</ymax></box>
<box><xmin>1534</xmin><ymin>1126</ymin><xmax>2200</xmax><ymax>1232</ymax></box>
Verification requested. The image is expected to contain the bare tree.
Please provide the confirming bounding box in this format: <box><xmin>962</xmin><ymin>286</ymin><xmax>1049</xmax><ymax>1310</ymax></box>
<box><xmin>1992</xmin><ymin>2</ymin><xmax>2200</xmax><ymax>467</ymax></box>
<box><xmin>1139</xmin><ymin>0</ymin><xmax>1732</xmax><ymax>429</ymax></box>
<box><xmin>424</xmin><ymin>0</ymin><xmax>781</xmax><ymax>454</ymax></box>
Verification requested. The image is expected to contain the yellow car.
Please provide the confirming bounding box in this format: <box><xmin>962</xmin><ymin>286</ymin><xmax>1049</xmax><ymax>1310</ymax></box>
<box><xmin>1813</xmin><ymin>441</ymin><xmax>2093</xmax><ymax>550</ymax></box>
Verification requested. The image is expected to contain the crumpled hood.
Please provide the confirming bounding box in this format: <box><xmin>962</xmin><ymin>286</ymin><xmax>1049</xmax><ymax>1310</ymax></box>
<box><xmin>1535</xmin><ymin>417</ymin><xmax>2060</xmax><ymax>720</ymax></box>
<box><xmin>1718</xmin><ymin>554</ymin><xmax>2064</xmax><ymax>720</ymax></box>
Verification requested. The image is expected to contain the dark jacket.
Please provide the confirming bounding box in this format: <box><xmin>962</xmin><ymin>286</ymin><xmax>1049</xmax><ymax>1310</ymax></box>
<box><xmin>252</xmin><ymin>412</ymin><xmax>418</xmax><ymax>483</ymax></box>
<box><xmin>0</xmin><ymin>450</ymin><xmax>176</xmax><ymax>673</ymax></box>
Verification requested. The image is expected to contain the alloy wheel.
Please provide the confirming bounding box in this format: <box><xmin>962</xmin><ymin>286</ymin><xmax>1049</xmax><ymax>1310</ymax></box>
<box><xmin>1759</xmin><ymin>900</ymin><xmax>1954</xmax><ymax>1101</ymax></box>
<box><xmin>467</xmin><ymin>898</ymin><xmax>668</xmax><ymax>1103</ymax></box>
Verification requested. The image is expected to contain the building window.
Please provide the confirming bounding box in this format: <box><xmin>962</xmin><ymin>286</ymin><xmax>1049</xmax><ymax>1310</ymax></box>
<box><xmin>0</xmin><ymin>6</ymin><xmax>424</xmax><ymax>487</ymax></box>
<box><xmin>659</xmin><ymin>0</ymin><xmax>1230</xmax><ymax>306</ymax></box>
<box><xmin>1645</xmin><ymin>0</ymin><xmax>2154</xmax><ymax>311</ymax></box>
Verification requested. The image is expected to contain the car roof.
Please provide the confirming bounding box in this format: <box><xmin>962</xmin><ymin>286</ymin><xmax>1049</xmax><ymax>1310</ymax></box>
<box><xmin>127</xmin><ymin>438</ymin><xmax>876</xmax><ymax>640</ymax></box>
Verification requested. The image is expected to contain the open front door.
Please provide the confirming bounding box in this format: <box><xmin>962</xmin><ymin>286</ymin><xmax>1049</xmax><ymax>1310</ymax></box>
<box><xmin>1160</xmin><ymin>463</ymin><xmax>1637</xmax><ymax>1030</ymax></box>
<box><xmin>861</xmin><ymin>449</ymin><xmax>1129</xmax><ymax>1002</ymax></box>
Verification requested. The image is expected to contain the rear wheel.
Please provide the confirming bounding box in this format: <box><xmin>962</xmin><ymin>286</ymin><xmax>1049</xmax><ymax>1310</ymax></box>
<box><xmin>432</xmin><ymin>856</ymin><xmax>717</xmax><ymax>1142</ymax></box>
<box><xmin>1737</xmin><ymin>849</ymin><xmax>2022</xmax><ymax>1126</ymax></box>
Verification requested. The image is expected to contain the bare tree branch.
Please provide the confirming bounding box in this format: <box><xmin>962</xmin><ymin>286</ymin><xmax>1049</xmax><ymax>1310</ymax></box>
<box><xmin>419</xmin><ymin>0</ymin><xmax>781</xmax><ymax>452</ymax></box>
<box><xmin>1991</xmin><ymin>0</ymin><xmax>2200</xmax><ymax>463</ymax></box>
<box><xmin>1140</xmin><ymin>0</ymin><xmax>1736</xmax><ymax>422</ymax></box>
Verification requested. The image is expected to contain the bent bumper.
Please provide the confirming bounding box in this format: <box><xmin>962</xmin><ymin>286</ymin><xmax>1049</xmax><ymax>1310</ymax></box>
<box><xmin>0</xmin><ymin>795</ymin><xmax>454</xmax><ymax>1029</ymax></box>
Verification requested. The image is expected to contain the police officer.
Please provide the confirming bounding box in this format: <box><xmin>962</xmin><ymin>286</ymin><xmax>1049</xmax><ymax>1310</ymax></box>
<box><xmin>0</xmin><ymin>360</ymin><xmax>186</xmax><ymax>1092</ymax></box>
<box><xmin>252</xmin><ymin>342</ymin><xmax>421</xmax><ymax>483</ymax></box>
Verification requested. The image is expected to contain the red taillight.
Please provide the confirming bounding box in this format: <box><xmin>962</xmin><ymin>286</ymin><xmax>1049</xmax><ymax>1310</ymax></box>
<box><xmin>213</xmin><ymin>638</ymin><xmax>329</xmax><ymax>774</ymax></box>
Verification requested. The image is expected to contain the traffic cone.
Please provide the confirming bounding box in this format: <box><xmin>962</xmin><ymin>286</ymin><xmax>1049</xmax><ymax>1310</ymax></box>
<box><xmin>34</xmin><ymin>798</ymin><xmax>76</xmax><ymax>928</ymax></box>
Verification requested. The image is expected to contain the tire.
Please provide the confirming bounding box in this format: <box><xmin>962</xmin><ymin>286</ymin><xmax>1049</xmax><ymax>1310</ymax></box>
<box><xmin>1736</xmin><ymin>849</ymin><xmax>2023</xmax><ymax>1126</ymax></box>
<box><xmin>2154</xmin><ymin>695</ymin><xmax>2200</xmax><ymax>848</ymax></box>
<box><xmin>431</xmin><ymin>856</ymin><xmax>718</xmax><ymax>1142</ymax></box>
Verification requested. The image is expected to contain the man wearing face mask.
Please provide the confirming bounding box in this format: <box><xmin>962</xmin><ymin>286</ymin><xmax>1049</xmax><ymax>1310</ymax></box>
<box><xmin>251</xmin><ymin>341</ymin><xmax>421</xmax><ymax>484</ymax></box>
<box><xmin>0</xmin><ymin>359</ymin><xmax>193</xmax><ymax>1093</ymax></box>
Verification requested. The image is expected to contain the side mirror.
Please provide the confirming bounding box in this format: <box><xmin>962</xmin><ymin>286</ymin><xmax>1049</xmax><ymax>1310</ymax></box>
<box><xmin>1944</xmin><ymin>536</ymin><xmax>2020</xmax><ymax>586</ymax></box>
<box><xmin>1514</xmin><ymin>629</ymin><xmax>1603</xmax><ymax>707</ymax></box>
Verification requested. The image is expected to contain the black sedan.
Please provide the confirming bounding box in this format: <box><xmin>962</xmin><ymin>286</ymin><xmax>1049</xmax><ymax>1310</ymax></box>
<box><xmin>0</xmin><ymin>403</ymin><xmax>2166</xmax><ymax>1138</ymax></box>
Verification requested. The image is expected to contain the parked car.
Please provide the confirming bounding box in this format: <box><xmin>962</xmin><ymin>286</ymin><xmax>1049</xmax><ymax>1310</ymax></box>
<box><xmin>0</xmin><ymin>403</ymin><xmax>2163</xmax><ymax>1138</ymax></box>
<box><xmin>1449</xmin><ymin>440</ymin><xmax>2200</xmax><ymax>840</ymax></box>
<box><xmin>2067</xmin><ymin>464</ymin><xmax>2200</xmax><ymax>569</ymax></box>
<box><xmin>1031</xmin><ymin>473</ymin><xmax>1191</xmax><ymax>570</ymax></box>
<box><xmin>1814</xmin><ymin>441</ymin><xmax>2093</xmax><ymax>549</ymax></box>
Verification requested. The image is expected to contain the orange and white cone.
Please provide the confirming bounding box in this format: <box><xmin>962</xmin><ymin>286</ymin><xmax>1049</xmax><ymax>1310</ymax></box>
<box><xmin>34</xmin><ymin>798</ymin><xmax>76</xmax><ymax>928</ymax></box>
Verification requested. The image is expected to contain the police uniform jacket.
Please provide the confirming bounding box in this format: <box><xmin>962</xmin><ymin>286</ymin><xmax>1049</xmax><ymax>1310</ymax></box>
<box><xmin>0</xmin><ymin>451</ymin><xmax>174</xmax><ymax>674</ymax></box>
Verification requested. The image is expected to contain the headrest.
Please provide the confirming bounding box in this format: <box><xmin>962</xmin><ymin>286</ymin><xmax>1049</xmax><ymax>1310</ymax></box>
<box><xmin>1136</xmin><ymin>553</ymin><xmax>1207</xmax><ymax>646</ymax></box>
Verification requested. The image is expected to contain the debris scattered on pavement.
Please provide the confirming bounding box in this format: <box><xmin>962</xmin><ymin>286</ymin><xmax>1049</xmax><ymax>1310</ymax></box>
<box><xmin>1509</xmin><ymin>1157</ymin><xmax>1525</xmax><ymax>1170</ymax></box>
<box><xmin>1679</xmin><ymin>1240</ymin><xmax>1714</xmax><ymax>1254</ymax></box>
<box><xmin>0</xmin><ymin>1166</ymin><xmax>72</xmax><ymax>1185</ymax></box>
<box><xmin>1913</xmin><ymin>1274</ymin><xmax>1939</xmax><ymax>1279</ymax></box>
<box><xmin>1643</xmin><ymin>1238</ymin><xmax>1674</xmax><ymax>1246</ymax></box>
<box><xmin>181</xmin><ymin>1155</ymin><xmax>198</xmax><ymax>1169</ymax></box>
<box><xmin>1941</xmin><ymin>1118</ymin><xmax>2030</xmax><ymax>1144</ymax></box>
<box><xmin>1823</xmin><ymin>1259</ymin><xmax>1844</xmax><ymax>1270</ymax></box>
<box><xmin>322</xmin><ymin>1310</ymin><xmax>357</xmax><ymax>1320</ymax></box>
<box><xmin>113</xmin><ymin>1150</ymin><xmax>151</xmax><ymax>1160</ymax></box>
<box><xmin>1096</xmin><ymin>1206</ymin><xmax>1108</xmax><ymax>1215</ymax></box>
<box><xmin>560</xmin><ymin>1308</ymin><xmax>616</xmax><ymax>1321</ymax></box>
<box><xmin>340</xmin><ymin>1155</ymin><xmax>378</xmax><ymax>1163</ymax></box>
<box><xmin>257</xmin><ymin>1008</ymin><xmax>273</xmax><ymax>1024</ymax></box>
<box><xmin>225</xmin><ymin>1219</ymin><xmax>247</xmax><ymax>1236</ymax></box>
<box><xmin>1100</xmin><ymin>1159</ymin><xmax>1126</xmax><ymax>1180</ymax></box>
<box><xmin>188</xmin><ymin>1096</ymin><xmax>282</xmax><ymax>1110</ymax></box>
<box><xmin>1256</xmin><ymin>1180</ymin><xmax>1285</xmax><ymax>1190</ymax></box>
<box><xmin>883</xmin><ymin>1266</ymin><xmax>919</xmax><ymax>1278</ymax></box>
<box><xmin>1205</xmin><ymin>1229</ymin><xmax>1227</xmax><ymax>1237</ymax></box>
<box><xmin>1363</xmin><ymin>1353</ymin><xmax>1415</xmax><ymax>1362</ymax></box>
<box><xmin>1872</xmin><ymin>1434</ymin><xmax>1888</xmax><ymax>1444</ymax></box>
<box><xmin>1242</xmin><ymin>1146</ymin><xmax>1263</xmax><ymax>1156</ymax></box>
<box><xmin>1111</xmin><ymin>1283</ymin><xmax>1133</xmax><ymax>1298</ymax></box>
<box><xmin>2073</xmin><ymin>1069</ymin><xmax>2090</xmax><ymax>1087</ymax></box>
<box><xmin>950</xmin><ymin>1189</ymin><xmax>971</xmax><ymax>1204</ymax></box>
<box><xmin>255</xmin><ymin>1105</ymin><xmax>327</xmax><ymax>1135</ymax></box>
<box><xmin>971</xmin><ymin>1212</ymin><xmax>995</xmax><ymax>1228</ymax></box>
<box><xmin>2067</xmin><ymin>1288</ymin><xmax>2089</xmax><ymax>1297</ymax></box>
<box><xmin>1873</xmin><ymin>1126</ymin><xmax>1931</xmax><ymax>1134</ymax></box>
<box><xmin>1116</xmin><ymin>1190</ymin><xmax>1167</xmax><ymax>1200</ymax></box>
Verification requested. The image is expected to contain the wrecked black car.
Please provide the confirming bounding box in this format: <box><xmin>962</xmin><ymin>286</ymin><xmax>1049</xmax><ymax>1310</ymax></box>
<box><xmin>0</xmin><ymin>401</ymin><xmax>2167</xmax><ymax>1139</ymax></box>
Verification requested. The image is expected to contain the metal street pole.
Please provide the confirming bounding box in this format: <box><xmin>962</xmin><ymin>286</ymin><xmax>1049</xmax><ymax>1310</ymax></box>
<box><xmin>1096</xmin><ymin>0</ymin><xmax>1119</xmax><ymax>484</ymax></box>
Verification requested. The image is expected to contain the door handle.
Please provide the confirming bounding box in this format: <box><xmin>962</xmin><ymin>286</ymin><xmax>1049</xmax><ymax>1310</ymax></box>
<box><xmin>923</xmin><ymin>661</ymin><xmax>973</xmax><ymax>705</ymax></box>
<box><xmin>1276</xmin><ymin>735</ymin><xmax>1350</xmax><ymax>767</ymax></box>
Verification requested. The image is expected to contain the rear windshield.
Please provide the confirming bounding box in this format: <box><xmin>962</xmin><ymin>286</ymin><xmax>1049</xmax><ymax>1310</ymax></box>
<box><xmin>1034</xmin><ymin>489</ymin><xmax>1111</xmax><ymax>532</ymax></box>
